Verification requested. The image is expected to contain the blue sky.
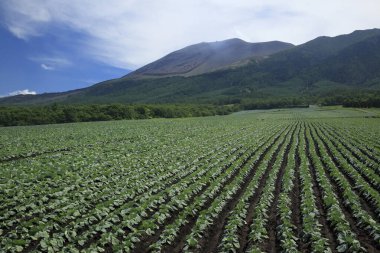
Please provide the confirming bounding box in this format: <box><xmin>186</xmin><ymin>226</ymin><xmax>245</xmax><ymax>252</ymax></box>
<box><xmin>0</xmin><ymin>0</ymin><xmax>379</xmax><ymax>96</ymax></box>
<box><xmin>0</xmin><ymin>23</ymin><xmax>128</xmax><ymax>96</ymax></box>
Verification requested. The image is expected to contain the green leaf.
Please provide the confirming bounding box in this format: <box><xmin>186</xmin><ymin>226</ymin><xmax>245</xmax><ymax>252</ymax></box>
<box><xmin>337</xmin><ymin>244</ymin><xmax>347</xmax><ymax>252</ymax></box>
<box><xmin>40</xmin><ymin>240</ymin><xmax>48</xmax><ymax>249</ymax></box>
<box><xmin>186</xmin><ymin>237</ymin><xmax>198</xmax><ymax>247</ymax></box>
<box><xmin>15</xmin><ymin>246</ymin><xmax>23</xmax><ymax>252</ymax></box>
<box><xmin>146</xmin><ymin>228</ymin><xmax>154</xmax><ymax>235</ymax></box>
<box><xmin>131</xmin><ymin>237</ymin><xmax>140</xmax><ymax>243</ymax></box>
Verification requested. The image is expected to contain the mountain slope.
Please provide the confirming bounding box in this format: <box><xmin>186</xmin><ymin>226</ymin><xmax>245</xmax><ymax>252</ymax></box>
<box><xmin>250</xmin><ymin>28</ymin><xmax>380</xmax><ymax>82</ymax></box>
<box><xmin>127</xmin><ymin>39</ymin><xmax>294</xmax><ymax>78</ymax></box>
<box><xmin>1</xmin><ymin>29</ymin><xmax>380</xmax><ymax>106</ymax></box>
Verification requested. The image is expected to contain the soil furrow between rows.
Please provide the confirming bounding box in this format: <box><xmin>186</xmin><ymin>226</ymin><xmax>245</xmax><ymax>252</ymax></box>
<box><xmin>304</xmin><ymin>127</ymin><xmax>338</xmax><ymax>253</ymax></box>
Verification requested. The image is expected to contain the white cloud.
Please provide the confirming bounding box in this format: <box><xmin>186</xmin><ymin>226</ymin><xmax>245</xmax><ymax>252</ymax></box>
<box><xmin>29</xmin><ymin>56</ymin><xmax>71</xmax><ymax>70</ymax></box>
<box><xmin>8</xmin><ymin>89</ymin><xmax>37</xmax><ymax>96</ymax></box>
<box><xmin>41</xmin><ymin>63</ymin><xmax>54</xmax><ymax>70</ymax></box>
<box><xmin>32</xmin><ymin>56</ymin><xmax>71</xmax><ymax>66</ymax></box>
<box><xmin>0</xmin><ymin>0</ymin><xmax>379</xmax><ymax>69</ymax></box>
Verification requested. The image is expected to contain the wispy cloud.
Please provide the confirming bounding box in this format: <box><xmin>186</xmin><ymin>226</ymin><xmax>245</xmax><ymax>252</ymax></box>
<box><xmin>8</xmin><ymin>89</ymin><xmax>37</xmax><ymax>96</ymax></box>
<box><xmin>80</xmin><ymin>79</ymin><xmax>100</xmax><ymax>85</ymax></box>
<box><xmin>29</xmin><ymin>56</ymin><xmax>71</xmax><ymax>70</ymax></box>
<box><xmin>41</xmin><ymin>63</ymin><xmax>54</xmax><ymax>70</ymax></box>
<box><xmin>0</xmin><ymin>0</ymin><xmax>379</xmax><ymax>69</ymax></box>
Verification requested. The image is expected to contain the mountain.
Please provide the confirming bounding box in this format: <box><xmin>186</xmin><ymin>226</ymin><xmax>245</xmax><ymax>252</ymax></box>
<box><xmin>249</xmin><ymin>28</ymin><xmax>380</xmax><ymax>82</ymax></box>
<box><xmin>127</xmin><ymin>39</ymin><xmax>294</xmax><ymax>78</ymax></box>
<box><xmin>1</xmin><ymin>29</ymin><xmax>380</xmax><ymax>106</ymax></box>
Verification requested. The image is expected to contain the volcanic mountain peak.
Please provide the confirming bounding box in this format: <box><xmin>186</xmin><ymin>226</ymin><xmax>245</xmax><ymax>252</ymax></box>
<box><xmin>127</xmin><ymin>38</ymin><xmax>295</xmax><ymax>78</ymax></box>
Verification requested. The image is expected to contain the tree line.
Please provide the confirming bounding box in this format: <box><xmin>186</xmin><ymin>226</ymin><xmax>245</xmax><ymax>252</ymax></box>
<box><xmin>1</xmin><ymin>94</ymin><xmax>379</xmax><ymax>126</ymax></box>
<box><xmin>0</xmin><ymin>104</ymin><xmax>239</xmax><ymax>126</ymax></box>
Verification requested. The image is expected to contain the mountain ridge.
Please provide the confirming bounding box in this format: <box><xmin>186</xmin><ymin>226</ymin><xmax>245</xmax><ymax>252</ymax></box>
<box><xmin>126</xmin><ymin>39</ymin><xmax>294</xmax><ymax>78</ymax></box>
<box><xmin>1</xmin><ymin>28</ymin><xmax>380</xmax><ymax>106</ymax></box>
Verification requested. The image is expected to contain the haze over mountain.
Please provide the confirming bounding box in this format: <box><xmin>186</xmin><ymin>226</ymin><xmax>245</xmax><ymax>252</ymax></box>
<box><xmin>1</xmin><ymin>29</ymin><xmax>380</xmax><ymax>106</ymax></box>
<box><xmin>128</xmin><ymin>39</ymin><xmax>294</xmax><ymax>78</ymax></box>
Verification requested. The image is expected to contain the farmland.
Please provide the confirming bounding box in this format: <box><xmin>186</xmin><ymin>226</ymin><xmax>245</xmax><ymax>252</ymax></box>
<box><xmin>0</xmin><ymin>107</ymin><xmax>380</xmax><ymax>253</ymax></box>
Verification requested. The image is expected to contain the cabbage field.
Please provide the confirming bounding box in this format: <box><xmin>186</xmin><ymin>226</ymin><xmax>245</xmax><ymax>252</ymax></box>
<box><xmin>1</xmin><ymin>107</ymin><xmax>380</xmax><ymax>253</ymax></box>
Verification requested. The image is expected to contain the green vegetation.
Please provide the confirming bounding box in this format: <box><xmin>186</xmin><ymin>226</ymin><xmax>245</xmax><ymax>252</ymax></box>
<box><xmin>2</xmin><ymin>97</ymin><xmax>380</xmax><ymax>127</ymax></box>
<box><xmin>0</xmin><ymin>104</ymin><xmax>238</xmax><ymax>126</ymax></box>
<box><xmin>1</xmin><ymin>107</ymin><xmax>379</xmax><ymax>252</ymax></box>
